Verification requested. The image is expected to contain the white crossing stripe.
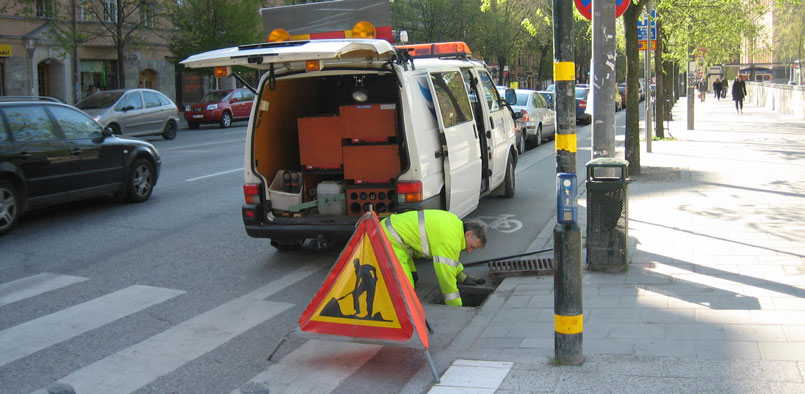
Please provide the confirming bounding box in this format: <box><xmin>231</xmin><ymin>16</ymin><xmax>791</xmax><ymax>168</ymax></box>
<box><xmin>232</xmin><ymin>340</ymin><xmax>382</xmax><ymax>394</ymax></box>
<box><xmin>0</xmin><ymin>285</ymin><xmax>183</xmax><ymax>367</ymax></box>
<box><xmin>0</xmin><ymin>273</ymin><xmax>88</xmax><ymax>307</ymax></box>
<box><xmin>34</xmin><ymin>263</ymin><xmax>322</xmax><ymax>394</ymax></box>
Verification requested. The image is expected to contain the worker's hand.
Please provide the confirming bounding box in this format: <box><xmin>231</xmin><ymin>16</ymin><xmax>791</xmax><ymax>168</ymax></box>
<box><xmin>462</xmin><ymin>275</ymin><xmax>486</xmax><ymax>286</ymax></box>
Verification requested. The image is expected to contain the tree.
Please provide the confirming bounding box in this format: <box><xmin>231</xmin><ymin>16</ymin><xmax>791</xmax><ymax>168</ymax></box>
<box><xmin>521</xmin><ymin>0</ymin><xmax>554</xmax><ymax>86</ymax></box>
<box><xmin>476</xmin><ymin>0</ymin><xmax>537</xmax><ymax>85</ymax></box>
<box><xmin>623</xmin><ymin>0</ymin><xmax>648</xmax><ymax>176</ymax></box>
<box><xmin>391</xmin><ymin>0</ymin><xmax>482</xmax><ymax>44</ymax></box>
<box><xmin>167</xmin><ymin>0</ymin><xmax>263</xmax><ymax>71</ymax></box>
<box><xmin>774</xmin><ymin>1</ymin><xmax>805</xmax><ymax>83</ymax></box>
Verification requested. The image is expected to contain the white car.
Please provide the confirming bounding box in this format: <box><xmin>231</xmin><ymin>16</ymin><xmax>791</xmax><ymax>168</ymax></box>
<box><xmin>182</xmin><ymin>40</ymin><xmax>518</xmax><ymax>250</ymax></box>
<box><xmin>508</xmin><ymin>89</ymin><xmax>556</xmax><ymax>147</ymax></box>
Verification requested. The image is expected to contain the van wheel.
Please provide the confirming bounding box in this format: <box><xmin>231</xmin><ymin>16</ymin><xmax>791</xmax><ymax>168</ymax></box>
<box><xmin>220</xmin><ymin>112</ymin><xmax>232</xmax><ymax>128</ymax></box>
<box><xmin>502</xmin><ymin>153</ymin><xmax>515</xmax><ymax>198</ymax></box>
<box><xmin>162</xmin><ymin>121</ymin><xmax>177</xmax><ymax>140</ymax></box>
<box><xmin>127</xmin><ymin>158</ymin><xmax>156</xmax><ymax>203</ymax></box>
<box><xmin>272</xmin><ymin>239</ymin><xmax>303</xmax><ymax>251</ymax></box>
<box><xmin>0</xmin><ymin>180</ymin><xmax>21</xmax><ymax>236</ymax></box>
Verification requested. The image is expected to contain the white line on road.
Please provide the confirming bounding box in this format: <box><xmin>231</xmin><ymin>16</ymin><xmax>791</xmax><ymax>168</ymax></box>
<box><xmin>0</xmin><ymin>273</ymin><xmax>87</xmax><ymax>307</ymax></box>
<box><xmin>186</xmin><ymin>168</ymin><xmax>243</xmax><ymax>182</ymax></box>
<box><xmin>0</xmin><ymin>285</ymin><xmax>184</xmax><ymax>367</ymax></box>
<box><xmin>33</xmin><ymin>263</ymin><xmax>323</xmax><ymax>394</ymax></box>
<box><xmin>232</xmin><ymin>340</ymin><xmax>382</xmax><ymax>394</ymax></box>
<box><xmin>159</xmin><ymin>138</ymin><xmax>244</xmax><ymax>152</ymax></box>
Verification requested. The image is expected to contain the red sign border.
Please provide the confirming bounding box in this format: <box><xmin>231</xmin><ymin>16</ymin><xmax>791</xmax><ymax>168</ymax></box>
<box><xmin>575</xmin><ymin>0</ymin><xmax>631</xmax><ymax>20</ymax></box>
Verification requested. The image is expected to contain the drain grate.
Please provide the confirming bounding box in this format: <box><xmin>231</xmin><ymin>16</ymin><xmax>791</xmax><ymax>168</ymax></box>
<box><xmin>488</xmin><ymin>258</ymin><xmax>555</xmax><ymax>279</ymax></box>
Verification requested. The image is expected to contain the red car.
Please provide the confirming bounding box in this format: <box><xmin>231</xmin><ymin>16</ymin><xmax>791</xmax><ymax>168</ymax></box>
<box><xmin>184</xmin><ymin>88</ymin><xmax>255</xmax><ymax>129</ymax></box>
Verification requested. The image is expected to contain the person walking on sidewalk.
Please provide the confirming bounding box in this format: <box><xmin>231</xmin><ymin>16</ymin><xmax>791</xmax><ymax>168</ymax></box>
<box><xmin>713</xmin><ymin>78</ymin><xmax>722</xmax><ymax>100</ymax></box>
<box><xmin>732</xmin><ymin>75</ymin><xmax>747</xmax><ymax>113</ymax></box>
<box><xmin>381</xmin><ymin>209</ymin><xmax>487</xmax><ymax>306</ymax></box>
<box><xmin>697</xmin><ymin>79</ymin><xmax>707</xmax><ymax>102</ymax></box>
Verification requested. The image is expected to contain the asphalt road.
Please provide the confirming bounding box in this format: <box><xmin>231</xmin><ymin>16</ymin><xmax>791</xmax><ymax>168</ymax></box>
<box><xmin>0</xmin><ymin>110</ymin><xmax>626</xmax><ymax>393</ymax></box>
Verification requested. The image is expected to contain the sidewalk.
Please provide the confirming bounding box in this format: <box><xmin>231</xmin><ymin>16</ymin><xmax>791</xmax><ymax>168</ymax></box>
<box><xmin>407</xmin><ymin>97</ymin><xmax>805</xmax><ymax>393</ymax></box>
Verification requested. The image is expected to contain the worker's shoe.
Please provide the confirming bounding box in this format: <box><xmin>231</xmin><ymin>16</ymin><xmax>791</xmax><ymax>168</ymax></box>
<box><xmin>462</xmin><ymin>275</ymin><xmax>486</xmax><ymax>286</ymax></box>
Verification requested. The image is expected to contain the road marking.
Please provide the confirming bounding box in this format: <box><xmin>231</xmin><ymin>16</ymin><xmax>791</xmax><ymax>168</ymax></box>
<box><xmin>34</xmin><ymin>263</ymin><xmax>323</xmax><ymax>394</ymax></box>
<box><xmin>232</xmin><ymin>340</ymin><xmax>382</xmax><ymax>394</ymax></box>
<box><xmin>0</xmin><ymin>273</ymin><xmax>87</xmax><ymax>307</ymax></box>
<box><xmin>0</xmin><ymin>285</ymin><xmax>183</xmax><ymax>367</ymax></box>
<box><xmin>186</xmin><ymin>168</ymin><xmax>243</xmax><ymax>182</ymax></box>
<box><xmin>159</xmin><ymin>138</ymin><xmax>244</xmax><ymax>152</ymax></box>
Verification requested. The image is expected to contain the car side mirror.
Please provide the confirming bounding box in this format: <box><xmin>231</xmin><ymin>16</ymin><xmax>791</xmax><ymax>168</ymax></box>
<box><xmin>504</xmin><ymin>88</ymin><xmax>516</xmax><ymax>105</ymax></box>
<box><xmin>121</xmin><ymin>105</ymin><xmax>134</xmax><ymax>112</ymax></box>
<box><xmin>103</xmin><ymin>127</ymin><xmax>113</xmax><ymax>137</ymax></box>
<box><xmin>513</xmin><ymin>111</ymin><xmax>523</xmax><ymax>119</ymax></box>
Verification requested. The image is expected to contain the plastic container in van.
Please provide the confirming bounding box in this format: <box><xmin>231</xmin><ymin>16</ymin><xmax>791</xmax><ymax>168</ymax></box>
<box><xmin>269</xmin><ymin>170</ymin><xmax>303</xmax><ymax>212</ymax></box>
<box><xmin>317</xmin><ymin>181</ymin><xmax>345</xmax><ymax>215</ymax></box>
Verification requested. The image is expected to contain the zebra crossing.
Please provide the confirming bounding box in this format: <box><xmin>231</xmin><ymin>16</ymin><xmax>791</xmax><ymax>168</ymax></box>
<box><xmin>0</xmin><ymin>263</ymin><xmax>328</xmax><ymax>394</ymax></box>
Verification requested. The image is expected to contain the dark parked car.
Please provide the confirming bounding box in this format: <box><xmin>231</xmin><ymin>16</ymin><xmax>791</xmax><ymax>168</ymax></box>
<box><xmin>77</xmin><ymin>89</ymin><xmax>180</xmax><ymax>140</ymax></box>
<box><xmin>184</xmin><ymin>88</ymin><xmax>255</xmax><ymax>129</ymax></box>
<box><xmin>575</xmin><ymin>87</ymin><xmax>591</xmax><ymax>124</ymax></box>
<box><xmin>0</xmin><ymin>99</ymin><xmax>161</xmax><ymax>235</ymax></box>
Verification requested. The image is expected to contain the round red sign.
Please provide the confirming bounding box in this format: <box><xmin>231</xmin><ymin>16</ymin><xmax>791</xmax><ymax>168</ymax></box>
<box><xmin>575</xmin><ymin>0</ymin><xmax>631</xmax><ymax>21</ymax></box>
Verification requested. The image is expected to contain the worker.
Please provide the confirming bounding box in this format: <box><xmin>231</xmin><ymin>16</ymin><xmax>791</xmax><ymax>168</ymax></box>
<box><xmin>380</xmin><ymin>209</ymin><xmax>487</xmax><ymax>306</ymax></box>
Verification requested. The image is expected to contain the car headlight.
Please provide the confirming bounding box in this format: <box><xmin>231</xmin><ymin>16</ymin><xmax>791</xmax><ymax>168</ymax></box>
<box><xmin>185</xmin><ymin>105</ymin><xmax>190</xmax><ymax>112</ymax></box>
<box><xmin>206</xmin><ymin>104</ymin><xmax>218</xmax><ymax>111</ymax></box>
<box><xmin>93</xmin><ymin>115</ymin><xmax>102</xmax><ymax>122</ymax></box>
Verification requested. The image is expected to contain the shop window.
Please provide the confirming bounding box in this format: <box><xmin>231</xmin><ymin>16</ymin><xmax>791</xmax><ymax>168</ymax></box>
<box><xmin>36</xmin><ymin>0</ymin><xmax>55</xmax><ymax>18</ymax></box>
<box><xmin>103</xmin><ymin>0</ymin><xmax>118</xmax><ymax>22</ymax></box>
<box><xmin>141</xmin><ymin>6</ymin><xmax>154</xmax><ymax>28</ymax></box>
<box><xmin>79</xmin><ymin>1</ymin><xmax>97</xmax><ymax>21</ymax></box>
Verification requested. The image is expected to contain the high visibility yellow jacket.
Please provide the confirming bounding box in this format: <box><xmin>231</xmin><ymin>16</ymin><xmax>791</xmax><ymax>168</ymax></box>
<box><xmin>381</xmin><ymin>210</ymin><xmax>468</xmax><ymax>306</ymax></box>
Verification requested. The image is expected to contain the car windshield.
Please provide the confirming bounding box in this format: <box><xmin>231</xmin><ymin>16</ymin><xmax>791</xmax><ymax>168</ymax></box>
<box><xmin>76</xmin><ymin>92</ymin><xmax>123</xmax><ymax>110</ymax></box>
<box><xmin>201</xmin><ymin>91</ymin><xmax>231</xmax><ymax>103</ymax></box>
<box><xmin>575</xmin><ymin>89</ymin><xmax>588</xmax><ymax>99</ymax></box>
<box><xmin>515</xmin><ymin>93</ymin><xmax>530</xmax><ymax>106</ymax></box>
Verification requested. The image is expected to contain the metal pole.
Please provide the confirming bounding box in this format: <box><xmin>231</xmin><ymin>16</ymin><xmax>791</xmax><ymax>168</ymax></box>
<box><xmin>552</xmin><ymin>0</ymin><xmax>576</xmax><ymax>175</ymax></box>
<box><xmin>591</xmin><ymin>0</ymin><xmax>616</xmax><ymax>160</ymax></box>
<box><xmin>686</xmin><ymin>23</ymin><xmax>695</xmax><ymax>130</ymax></box>
<box><xmin>644</xmin><ymin>2</ymin><xmax>653</xmax><ymax>152</ymax></box>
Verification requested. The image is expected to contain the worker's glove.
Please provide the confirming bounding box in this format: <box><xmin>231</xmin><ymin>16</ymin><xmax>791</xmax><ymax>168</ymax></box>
<box><xmin>462</xmin><ymin>275</ymin><xmax>486</xmax><ymax>286</ymax></box>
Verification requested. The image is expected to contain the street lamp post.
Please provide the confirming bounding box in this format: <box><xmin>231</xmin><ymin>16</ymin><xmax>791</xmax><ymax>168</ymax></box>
<box><xmin>24</xmin><ymin>37</ymin><xmax>37</xmax><ymax>96</ymax></box>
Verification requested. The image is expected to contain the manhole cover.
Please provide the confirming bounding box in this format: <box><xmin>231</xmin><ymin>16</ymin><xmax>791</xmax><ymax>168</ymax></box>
<box><xmin>488</xmin><ymin>258</ymin><xmax>555</xmax><ymax>279</ymax></box>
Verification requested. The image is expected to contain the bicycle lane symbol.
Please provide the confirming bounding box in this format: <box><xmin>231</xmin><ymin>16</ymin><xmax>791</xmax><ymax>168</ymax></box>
<box><xmin>476</xmin><ymin>214</ymin><xmax>523</xmax><ymax>233</ymax></box>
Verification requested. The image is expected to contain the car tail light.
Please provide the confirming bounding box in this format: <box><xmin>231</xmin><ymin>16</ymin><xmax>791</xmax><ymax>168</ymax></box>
<box><xmin>244</xmin><ymin>183</ymin><xmax>260</xmax><ymax>204</ymax></box>
<box><xmin>243</xmin><ymin>209</ymin><xmax>255</xmax><ymax>219</ymax></box>
<box><xmin>578</xmin><ymin>99</ymin><xmax>587</xmax><ymax>109</ymax></box>
<box><xmin>520</xmin><ymin>109</ymin><xmax>529</xmax><ymax>122</ymax></box>
<box><xmin>397</xmin><ymin>181</ymin><xmax>423</xmax><ymax>203</ymax></box>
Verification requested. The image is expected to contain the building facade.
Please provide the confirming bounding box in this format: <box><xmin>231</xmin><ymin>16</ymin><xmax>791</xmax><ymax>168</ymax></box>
<box><xmin>0</xmin><ymin>0</ymin><xmax>176</xmax><ymax>105</ymax></box>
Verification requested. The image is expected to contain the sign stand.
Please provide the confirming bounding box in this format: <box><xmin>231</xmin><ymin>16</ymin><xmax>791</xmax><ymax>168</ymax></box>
<box><xmin>283</xmin><ymin>209</ymin><xmax>439</xmax><ymax>382</ymax></box>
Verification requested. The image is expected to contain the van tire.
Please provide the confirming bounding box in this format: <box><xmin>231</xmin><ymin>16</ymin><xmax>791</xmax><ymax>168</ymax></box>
<box><xmin>502</xmin><ymin>152</ymin><xmax>515</xmax><ymax>198</ymax></box>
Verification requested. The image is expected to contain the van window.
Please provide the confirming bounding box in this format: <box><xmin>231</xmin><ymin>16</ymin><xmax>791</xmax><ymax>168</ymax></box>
<box><xmin>430</xmin><ymin>71</ymin><xmax>473</xmax><ymax>128</ymax></box>
<box><xmin>478</xmin><ymin>71</ymin><xmax>501</xmax><ymax>112</ymax></box>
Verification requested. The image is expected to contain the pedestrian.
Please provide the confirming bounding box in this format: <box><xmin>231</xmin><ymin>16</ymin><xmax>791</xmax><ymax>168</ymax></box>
<box><xmin>713</xmin><ymin>78</ymin><xmax>722</xmax><ymax>100</ymax></box>
<box><xmin>732</xmin><ymin>75</ymin><xmax>747</xmax><ymax>113</ymax></box>
<box><xmin>381</xmin><ymin>209</ymin><xmax>487</xmax><ymax>307</ymax></box>
<box><xmin>721</xmin><ymin>78</ymin><xmax>729</xmax><ymax>98</ymax></box>
<box><xmin>697</xmin><ymin>79</ymin><xmax>706</xmax><ymax>102</ymax></box>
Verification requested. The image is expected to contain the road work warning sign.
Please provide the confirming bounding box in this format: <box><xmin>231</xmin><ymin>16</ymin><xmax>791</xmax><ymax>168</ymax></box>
<box><xmin>299</xmin><ymin>211</ymin><xmax>429</xmax><ymax>348</ymax></box>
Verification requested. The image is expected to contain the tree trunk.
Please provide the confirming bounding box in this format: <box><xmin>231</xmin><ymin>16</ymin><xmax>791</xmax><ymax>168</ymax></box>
<box><xmin>623</xmin><ymin>0</ymin><xmax>646</xmax><ymax>176</ymax></box>
<box><xmin>663</xmin><ymin>59</ymin><xmax>674</xmax><ymax>121</ymax></box>
<box><xmin>498</xmin><ymin>56</ymin><xmax>506</xmax><ymax>86</ymax></box>
<box><xmin>654</xmin><ymin>19</ymin><xmax>664</xmax><ymax>139</ymax></box>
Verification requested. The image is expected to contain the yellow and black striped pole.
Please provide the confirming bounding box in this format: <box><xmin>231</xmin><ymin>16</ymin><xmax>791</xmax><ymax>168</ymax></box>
<box><xmin>552</xmin><ymin>0</ymin><xmax>583</xmax><ymax>366</ymax></box>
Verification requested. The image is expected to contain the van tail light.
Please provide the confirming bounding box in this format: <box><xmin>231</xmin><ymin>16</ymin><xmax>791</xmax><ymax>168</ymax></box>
<box><xmin>397</xmin><ymin>181</ymin><xmax>423</xmax><ymax>203</ymax></box>
<box><xmin>244</xmin><ymin>183</ymin><xmax>260</xmax><ymax>204</ymax></box>
<box><xmin>578</xmin><ymin>99</ymin><xmax>587</xmax><ymax>109</ymax></box>
<box><xmin>520</xmin><ymin>109</ymin><xmax>529</xmax><ymax>122</ymax></box>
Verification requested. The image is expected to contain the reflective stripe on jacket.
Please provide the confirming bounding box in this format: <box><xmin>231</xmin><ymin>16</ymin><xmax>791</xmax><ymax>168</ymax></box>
<box><xmin>381</xmin><ymin>210</ymin><xmax>466</xmax><ymax>306</ymax></box>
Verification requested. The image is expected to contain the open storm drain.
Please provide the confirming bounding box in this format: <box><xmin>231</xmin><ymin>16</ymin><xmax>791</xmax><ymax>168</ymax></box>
<box><xmin>488</xmin><ymin>258</ymin><xmax>555</xmax><ymax>279</ymax></box>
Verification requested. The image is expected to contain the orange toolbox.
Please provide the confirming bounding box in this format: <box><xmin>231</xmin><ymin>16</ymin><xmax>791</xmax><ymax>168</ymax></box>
<box><xmin>298</xmin><ymin>115</ymin><xmax>343</xmax><ymax>170</ymax></box>
<box><xmin>340</xmin><ymin>104</ymin><xmax>397</xmax><ymax>142</ymax></box>
<box><xmin>346</xmin><ymin>185</ymin><xmax>397</xmax><ymax>216</ymax></box>
<box><xmin>342</xmin><ymin>144</ymin><xmax>400</xmax><ymax>183</ymax></box>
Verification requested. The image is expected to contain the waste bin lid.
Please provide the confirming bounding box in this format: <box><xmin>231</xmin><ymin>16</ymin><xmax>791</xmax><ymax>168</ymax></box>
<box><xmin>586</xmin><ymin>157</ymin><xmax>629</xmax><ymax>168</ymax></box>
<box><xmin>586</xmin><ymin>158</ymin><xmax>629</xmax><ymax>182</ymax></box>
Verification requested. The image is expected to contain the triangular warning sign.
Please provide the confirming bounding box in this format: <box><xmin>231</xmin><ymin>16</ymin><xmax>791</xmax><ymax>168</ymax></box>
<box><xmin>299</xmin><ymin>211</ymin><xmax>429</xmax><ymax>349</ymax></box>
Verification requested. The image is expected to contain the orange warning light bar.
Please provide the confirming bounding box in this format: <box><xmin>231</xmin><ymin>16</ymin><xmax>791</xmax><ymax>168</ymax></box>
<box><xmin>305</xmin><ymin>60</ymin><xmax>323</xmax><ymax>72</ymax></box>
<box><xmin>268</xmin><ymin>28</ymin><xmax>290</xmax><ymax>42</ymax></box>
<box><xmin>214</xmin><ymin>66</ymin><xmax>231</xmax><ymax>78</ymax></box>
<box><xmin>395</xmin><ymin>42</ymin><xmax>472</xmax><ymax>57</ymax></box>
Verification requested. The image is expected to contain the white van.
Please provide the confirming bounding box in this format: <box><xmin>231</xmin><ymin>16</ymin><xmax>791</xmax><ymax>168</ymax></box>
<box><xmin>181</xmin><ymin>40</ymin><xmax>518</xmax><ymax>249</ymax></box>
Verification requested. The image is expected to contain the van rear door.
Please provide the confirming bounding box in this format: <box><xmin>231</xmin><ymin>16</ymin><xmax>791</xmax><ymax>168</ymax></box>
<box><xmin>425</xmin><ymin>70</ymin><xmax>482</xmax><ymax>218</ymax></box>
<box><xmin>180</xmin><ymin>39</ymin><xmax>395</xmax><ymax>69</ymax></box>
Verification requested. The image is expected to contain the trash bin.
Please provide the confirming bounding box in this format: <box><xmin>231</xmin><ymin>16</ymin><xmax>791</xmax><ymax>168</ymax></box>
<box><xmin>585</xmin><ymin>158</ymin><xmax>629</xmax><ymax>272</ymax></box>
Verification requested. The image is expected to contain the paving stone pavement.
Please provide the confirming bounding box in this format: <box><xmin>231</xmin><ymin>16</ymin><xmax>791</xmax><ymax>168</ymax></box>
<box><xmin>406</xmin><ymin>96</ymin><xmax>805</xmax><ymax>394</ymax></box>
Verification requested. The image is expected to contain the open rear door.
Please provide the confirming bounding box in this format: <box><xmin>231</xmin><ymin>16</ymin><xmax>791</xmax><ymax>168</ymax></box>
<box><xmin>180</xmin><ymin>39</ymin><xmax>395</xmax><ymax>70</ymax></box>
<box><xmin>425</xmin><ymin>70</ymin><xmax>482</xmax><ymax>218</ymax></box>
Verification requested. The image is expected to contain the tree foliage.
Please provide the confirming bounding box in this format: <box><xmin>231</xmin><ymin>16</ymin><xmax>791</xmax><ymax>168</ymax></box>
<box><xmin>774</xmin><ymin>1</ymin><xmax>805</xmax><ymax>65</ymax></box>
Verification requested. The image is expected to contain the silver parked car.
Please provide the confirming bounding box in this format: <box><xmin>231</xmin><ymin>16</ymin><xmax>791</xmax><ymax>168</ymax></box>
<box><xmin>77</xmin><ymin>89</ymin><xmax>180</xmax><ymax>140</ymax></box>
<box><xmin>510</xmin><ymin>89</ymin><xmax>556</xmax><ymax>147</ymax></box>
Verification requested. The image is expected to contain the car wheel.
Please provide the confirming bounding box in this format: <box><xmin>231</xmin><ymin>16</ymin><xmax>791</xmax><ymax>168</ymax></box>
<box><xmin>0</xmin><ymin>180</ymin><xmax>21</xmax><ymax>236</ymax></box>
<box><xmin>220</xmin><ymin>112</ymin><xmax>232</xmax><ymax>128</ymax></box>
<box><xmin>502</xmin><ymin>152</ymin><xmax>515</xmax><ymax>198</ymax></box>
<box><xmin>126</xmin><ymin>158</ymin><xmax>156</xmax><ymax>203</ymax></box>
<box><xmin>162</xmin><ymin>121</ymin><xmax>177</xmax><ymax>140</ymax></box>
<box><xmin>536</xmin><ymin>124</ymin><xmax>543</xmax><ymax>146</ymax></box>
<box><xmin>517</xmin><ymin>128</ymin><xmax>526</xmax><ymax>154</ymax></box>
<box><xmin>109</xmin><ymin>123</ymin><xmax>121</xmax><ymax>135</ymax></box>
<box><xmin>188</xmin><ymin>122</ymin><xmax>200</xmax><ymax>130</ymax></box>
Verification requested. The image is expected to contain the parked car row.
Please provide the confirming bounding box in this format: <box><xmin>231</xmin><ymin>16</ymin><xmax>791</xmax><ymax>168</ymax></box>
<box><xmin>0</xmin><ymin>97</ymin><xmax>162</xmax><ymax>236</ymax></box>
